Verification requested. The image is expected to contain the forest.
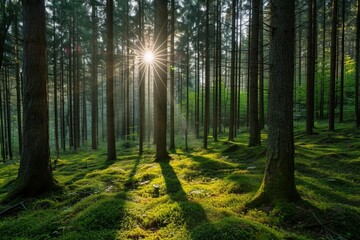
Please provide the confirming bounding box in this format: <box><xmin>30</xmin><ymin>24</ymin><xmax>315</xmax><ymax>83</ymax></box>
<box><xmin>0</xmin><ymin>0</ymin><xmax>360</xmax><ymax>239</ymax></box>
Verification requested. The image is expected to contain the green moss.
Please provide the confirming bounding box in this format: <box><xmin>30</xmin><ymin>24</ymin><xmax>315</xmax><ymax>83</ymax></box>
<box><xmin>190</xmin><ymin>217</ymin><xmax>281</xmax><ymax>240</ymax></box>
<box><xmin>1</xmin><ymin>127</ymin><xmax>360</xmax><ymax>239</ymax></box>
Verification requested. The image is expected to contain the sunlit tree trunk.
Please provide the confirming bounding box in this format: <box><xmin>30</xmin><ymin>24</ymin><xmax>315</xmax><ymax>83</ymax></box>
<box><xmin>251</xmin><ymin>0</ymin><xmax>300</xmax><ymax>205</ymax></box>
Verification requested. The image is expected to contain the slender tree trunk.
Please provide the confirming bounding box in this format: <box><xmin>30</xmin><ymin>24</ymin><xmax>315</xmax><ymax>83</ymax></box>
<box><xmin>195</xmin><ymin>21</ymin><xmax>200</xmax><ymax>138</ymax></box>
<box><xmin>213</xmin><ymin>0</ymin><xmax>220</xmax><ymax>142</ymax></box>
<box><xmin>339</xmin><ymin>0</ymin><xmax>345</xmax><ymax>122</ymax></box>
<box><xmin>249</xmin><ymin>0</ymin><xmax>261</xmax><ymax>146</ymax></box>
<box><xmin>218</xmin><ymin>0</ymin><xmax>222</xmax><ymax>134</ymax></box>
<box><xmin>185</xmin><ymin>43</ymin><xmax>190</xmax><ymax>151</ymax></box>
<box><xmin>5</xmin><ymin>67</ymin><xmax>12</xmax><ymax>159</ymax></box>
<box><xmin>204</xmin><ymin>0</ymin><xmax>210</xmax><ymax>149</ymax></box>
<box><xmin>229</xmin><ymin>0</ymin><xmax>237</xmax><ymax>141</ymax></box>
<box><xmin>154</xmin><ymin>0</ymin><xmax>169</xmax><ymax>160</ymax></box>
<box><xmin>15</xmin><ymin>0</ymin><xmax>56</xmax><ymax>197</ymax></box>
<box><xmin>306</xmin><ymin>0</ymin><xmax>315</xmax><ymax>135</ymax></box>
<box><xmin>320</xmin><ymin>0</ymin><xmax>326</xmax><ymax>120</ymax></box>
<box><xmin>169</xmin><ymin>0</ymin><xmax>175</xmax><ymax>150</ymax></box>
<box><xmin>259</xmin><ymin>0</ymin><xmax>264</xmax><ymax>130</ymax></box>
<box><xmin>60</xmin><ymin>24</ymin><xmax>66</xmax><ymax>151</ymax></box>
<box><xmin>14</xmin><ymin>12</ymin><xmax>22</xmax><ymax>154</ymax></box>
<box><xmin>329</xmin><ymin>0</ymin><xmax>338</xmax><ymax>131</ymax></box>
<box><xmin>91</xmin><ymin>2</ymin><xmax>98</xmax><ymax>150</ymax></box>
<box><xmin>251</xmin><ymin>0</ymin><xmax>300</xmax><ymax>205</ymax></box>
<box><xmin>138</xmin><ymin>0</ymin><xmax>145</xmax><ymax>154</ymax></box>
<box><xmin>53</xmin><ymin>2</ymin><xmax>59</xmax><ymax>156</ymax></box>
<box><xmin>106</xmin><ymin>0</ymin><xmax>116</xmax><ymax>160</ymax></box>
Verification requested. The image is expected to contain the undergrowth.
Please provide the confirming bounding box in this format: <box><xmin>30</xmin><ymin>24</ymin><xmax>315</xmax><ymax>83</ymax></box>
<box><xmin>0</xmin><ymin>122</ymin><xmax>359</xmax><ymax>239</ymax></box>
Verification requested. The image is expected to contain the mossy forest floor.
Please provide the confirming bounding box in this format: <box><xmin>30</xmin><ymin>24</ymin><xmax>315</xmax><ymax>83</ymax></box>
<box><xmin>1</xmin><ymin>123</ymin><xmax>360</xmax><ymax>239</ymax></box>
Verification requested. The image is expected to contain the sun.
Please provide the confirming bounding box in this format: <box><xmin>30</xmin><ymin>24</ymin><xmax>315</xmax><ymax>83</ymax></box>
<box><xmin>143</xmin><ymin>51</ymin><xmax>155</xmax><ymax>64</ymax></box>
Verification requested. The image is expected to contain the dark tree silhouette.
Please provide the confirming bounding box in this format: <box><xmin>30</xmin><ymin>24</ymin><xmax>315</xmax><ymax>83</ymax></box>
<box><xmin>154</xmin><ymin>0</ymin><xmax>169</xmax><ymax>160</ymax></box>
<box><xmin>106</xmin><ymin>0</ymin><xmax>116</xmax><ymax>160</ymax></box>
<box><xmin>14</xmin><ymin>0</ymin><xmax>57</xmax><ymax>197</ymax></box>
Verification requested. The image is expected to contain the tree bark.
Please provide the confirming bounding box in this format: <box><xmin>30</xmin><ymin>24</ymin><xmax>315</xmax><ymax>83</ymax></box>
<box><xmin>306</xmin><ymin>0</ymin><xmax>315</xmax><ymax>135</ymax></box>
<box><xmin>106</xmin><ymin>0</ymin><xmax>116</xmax><ymax>160</ymax></box>
<box><xmin>91</xmin><ymin>2</ymin><xmax>98</xmax><ymax>150</ymax></box>
<box><xmin>339</xmin><ymin>0</ymin><xmax>345</xmax><ymax>122</ymax></box>
<box><xmin>259</xmin><ymin>0</ymin><xmax>265</xmax><ymax>130</ymax></box>
<box><xmin>204</xmin><ymin>0</ymin><xmax>210</xmax><ymax>149</ymax></box>
<box><xmin>154</xmin><ymin>0</ymin><xmax>169</xmax><ymax>160</ymax></box>
<box><xmin>250</xmin><ymin>0</ymin><xmax>300</xmax><ymax>205</ymax></box>
<box><xmin>169</xmin><ymin>0</ymin><xmax>175</xmax><ymax>150</ymax></box>
<box><xmin>14</xmin><ymin>0</ymin><xmax>56</xmax><ymax>197</ymax></box>
<box><xmin>14</xmin><ymin>11</ymin><xmax>22</xmax><ymax>155</ymax></box>
<box><xmin>229</xmin><ymin>0</ymin><xmax>237</xmax><ymax>141</ymax></box>
<box><xmin>249</xmin><ymin>0</ymin><xmax>261</xmax><ymax>146</ymax></box>
<box><xmin>329</xmin><ymin>0</ymin><xmax>338</xmax><ymax>131</ymax></box>
<box><xmin>138</xmin><ymin>0</ymin><xmax>145</xmax><ymax>154</ymax></box>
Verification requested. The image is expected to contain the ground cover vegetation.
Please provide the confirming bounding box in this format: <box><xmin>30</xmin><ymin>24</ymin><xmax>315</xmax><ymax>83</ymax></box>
<box><xmin>1</xmin><ymin>123</ymin><xmax>360</xmax><ymax>239</ymax></box>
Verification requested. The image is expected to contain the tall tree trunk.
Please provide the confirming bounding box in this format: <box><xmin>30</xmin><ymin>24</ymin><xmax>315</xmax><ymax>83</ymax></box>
<box><xmin>250</xmin><ymin>0</ymin><xmax>300</xmax><ymax>205</ymax></box>
<box><xmin>229</xmin><ymin>0</ymin><xmax>237</xmax><ymax>141</ymax></box>
<box><xmin>138</xmin><ymin>0</ymin><xmax>145</xmax><ymax>154</ymax></box>
<box><xmin>329</xmin><ymin>0</ymin><xmax>338</xmax><ymax>131</ymax></box>
<box><xmin>185</xmin><ymin>43</ymin><xmax>190</xmax><ymax>151</ymax></box>
<box><xmin>249</xmin><ymin>0</ymin><xmax>261</xmax><ymax>146</ymax></box>
<box><xmin>14</xmin><ymin>11</ymin><xmax>22</xmax><ymax>154</ymax></box>
<box><xmin>5</xmin><ymin>66</ymin><xmax>12</xmax><ymax>159</ymax></box>
<box><xmin>259</xmin><ymin>0</ymin><xmax>265</xmax><ymax>130</ymax></box>
<box><xmin>106</xmin><ymin>0</ymin><xmax>116</xmax><ymax>160</ymax></box>
<box><xmin>218</xmin><ymin>0</ymin><xmax>222</xmax><ymax>134</ymax></box>
<box><xmin>154</xmin><ymin>0</ymin><xmax>169</xmax><ymax>160</ymax></box>
<box><xmin>339</xmin><ymin>0</ymin><xmax>345</xmax><ymax>122</ymax></box>
<box><xmin>320</xmin><ymin>0</ymin><xmax>326</xmax><ymax>120</ymax></box>
<box><xmin>60</xmin><ymin>21</ymin><xmax>66</xmax><ymax>151</ymax></box>
<box><xmin>306</xmin><ymin>0</ymin><xmax>315</xmax><ymax>135</ymax></box>
<box><xmin>53</xmin><ymin>2</ymin><xmax>59</xmax><ymax>156</ymax></box>
<box><xmin>91</xmin><ymin>2</ymin><xmax>98</xmax><ymax>150</ymax></box>
<box><xmin>126</xmin><ymin>2</ymin><xmax>131</xmax><ymax>140</ymax></box>
<box><xmin>169</xmin><ymin>0</ymin><xmax>175</xmax><ymax>150</ymax></box>
<box><xmin>195</xmin><ymin>18</ymin><xmax>200</xmax><ymax>138</ymax></box>
<box><xmin>204</xmin><ymin>0</ymin><xmax>210</xmax><ymax>149</ymax></box>
<box><xmin>14</xmin><ymin>0</ymin><xmax>56</xmax><ymax>197</ymax></box>
<box><xmin>213</xmin><ymin>0</ymin><xmax>220</xmax><ymax>142</ymax></box>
